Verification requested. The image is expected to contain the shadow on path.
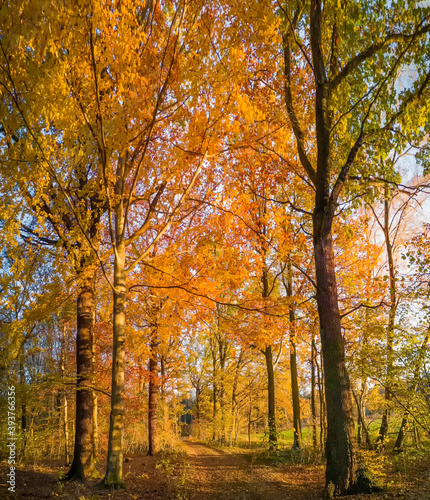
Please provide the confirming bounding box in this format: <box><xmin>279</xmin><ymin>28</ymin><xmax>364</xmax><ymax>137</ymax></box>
<box><xmin>181</xmin><ymin>439</ymin><xmax>324</xmax><ymax>500</ymax></box>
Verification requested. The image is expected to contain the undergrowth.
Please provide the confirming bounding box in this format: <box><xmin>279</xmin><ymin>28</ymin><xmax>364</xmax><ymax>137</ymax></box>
<box><xmin>156</xmin><ymin>448</ymin><xmax>190</xmax><ymax>500</ymax></box>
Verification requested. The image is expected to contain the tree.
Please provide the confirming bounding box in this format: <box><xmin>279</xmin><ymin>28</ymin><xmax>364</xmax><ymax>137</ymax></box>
<box><xmin>279</xmin><ymin>0</ymin><xmax>430</xmax><ymax>496</ymax></box>
<box><xmin>0</xmin><ymin>0</ymin><xmax>109</xmax><ymax>480</ymax></box>
<box><xmin>44</xmin><ymin>0</ymin><xmax>227</xmax><ymax>487</ymax></box>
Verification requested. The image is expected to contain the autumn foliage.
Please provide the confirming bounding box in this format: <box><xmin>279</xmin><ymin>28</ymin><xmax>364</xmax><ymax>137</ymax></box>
<box><xmin>1</xmin><ymin>1</ymin><xmax>430</xmax><ymax>499</ymax></box>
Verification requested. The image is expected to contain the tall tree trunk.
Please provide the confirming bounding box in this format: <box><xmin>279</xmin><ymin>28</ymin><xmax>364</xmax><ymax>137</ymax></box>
<box><xmin>264</xmin><ymin>345</ymin><xmax>277</xmax><ymax>450</ymax></box>
<box><xmin>91</xmin><ymin>324</ymin><xmax>98</xmax><ymax>464</ymax></box>
<box><xmin>210</xmin><ymin>337</ymin><xmax>218</xmax><ymax>441</ymax></box>
<box><xmin>282</xmin><ymin>0</ymin><xmax>377</xmax><ymax>494</ymax></box>
<box><xmin>352</xmin><ymin>387</ymin><xmax>373</xmax><ymax>450</ymax></box>
<box><xmin>60</xmin><ymin>331</ymin><xmax>70</xmax><ymax>466</ymax></box>
<box><xmin>66</xmin><ymin>273</ymin><xmax>96</xmax><ymax>481</ymax></box>
<box><xmin>261</xmin><ymin>265</ymin><xmax>277</xmax><ymax>450</ymax></box>
<box><xmin>102</xmin><ymin>218</ymin><xmax>126</xmax><ymax>487</ymax></box>
<box><xmin>311</xmin><ymin>333</ymin><xmax>318</xmax><ymax>450</ymax></box>
<box><xmin>358</xmin><ymin>304</ymin><xmax>370</xmax><ymax>449</ymax></box>
<box><xmin>378</xmin><ymin>191</ymin><xmax>396</xmax><ymax>448</ymax></box>
<box><xmin>230</xmin><ymin>348</ymin><xmax>243</xmax><ymax>444</ymax></box>
<box><xmin>148</xmin><ymin>335</ymin><xmax>159</xmax><ymax>456</ymax></box>
<box><xmin>160</xmin><ymin>354</ymin><xmax>170</xmax><ymax>446</ymax></box>
<box><xmin>317</xmin><ymin>351</ymin><xmax>326</xmax><ymax>454</ymax></box>
<box><xmin>286</xmin><ymin>258</ymin><xmax>302</xmax><ymax>449</ymax></box>
<box><xmin>356</xmin><ymin>382</ymin><xmax>369</xmax><ymax>448</ymax></box>
<box><xmin>218</xmin><ymin>336</ymin><xmax>227</xmax><ymax>444</ymax></box>
<box><xmin>194</xmin><ymin>378</ymin><xmax>201</xmax><ymax>440</ymax></box>
<box><xmin>19</xmin><ymin>357</ymin><xmax>28</xmax><ymax>459</ymax></box>
<box><xmin>313</xmin><ymin>210</ymin><xmax>374</xmax><ymax>496</ymax></box>
<box><xmin>248</xmin><ymin>404</ymin><xmax>252</xmax><ymax>447</ymax></box>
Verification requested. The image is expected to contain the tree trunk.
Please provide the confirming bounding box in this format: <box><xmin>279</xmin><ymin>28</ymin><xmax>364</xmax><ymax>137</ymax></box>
<box><xmin>313</xmin><ymin>210</ymin><xmax>373</xmax><ymax>497</ymax></box>
<box><xmin>160</xmin><ymin>354</ymin><xmax>170</xmax><ymax>447</ymax></box>
<box><xmin>394</xmin><ymin>333</ymin><xmax>428</xmax><ymax>452</ymax></box>
<box><xmin>264</xmin><ymin>345</ymin><xmax>277</xmax><ymax>450</ymax></box>
<box><xmin>261</xmin><ymin>265</ymin><xmax>277</xmax><ymax>450</ymax></box>
<box><xmin>65</xmin><ymin>274</ymin><xmax>96</xmax><ymax>481</ymax></box>
<box><xmin>248</xmin><ymin>407</ymin><xmax>252</xmax><ymax>447</ymax></box>
<box><xmin>102</xmin><ymin>234</ymin><xmax>126</xmax><ymax>487</ymax></box>
<box><xmin>357</xmin><ymin>382</ymin><xmax>372</xmax><ymax>449</ymax></box>
<box><xmin>19</xmin><ymin>357</ymin><xmax>28</xmax><ymax>459</ymax></box>
<box><xmin>378</xmin><ymin>191</ymin><xmax>396</xmax><ymax>448</ymax></box>
<box><xmin>281</xmin><ymin>0</ymin><xmax>377</xmax><ymax>493</ymax></box>
<box><xmin>316</xmin><ymin>340</ymin><xmax>326</xmax><ymax>453</ymax></box>
<box><xmin>148</xmin><ymin>336</ymin><xmax>159</xmax><ymax>456</ymax></box>
<box><xmin>393</xmin><ymin>414</ymin><xmax>407</xmax><ymax>452</ymax></box>
<box><xmin>60</xmin><ymin>332</ymin><xmax>70</xmax><ymax>466</ymax></box>
<box><xmin>311</xmin><ymin>334</ymin><xmax>318</xmax><ymax>450</ymax></box>
<box><xmin>230</xmin><ymin>348</ymin><xmax>243</xmax><ymax>444</ymax></box>
<box><xmin>63</xmin><ymin>391</ymin><xmax>70</xmax><ymax>466</ymax></box>
<box><xmin>91</xmin><ymin>324</ymin><xmax>98</xmax><ymax>463</ymax></box>
<box><xmin>218</xmin><ymin>337</ymin><xmax>227</xmax><ymax>444</ymax></box>
<box><xmin>413</xmin><ymin>424</ymin><xmax>420</xmax><ymax>449</ymax></box>
<box><xmin>286</xmin><ymin>258</ymin><xmax>302</xmax><ymax>449</ymax></box>
<box><xmin>352</xmin><ymin>387</ymin><xmax>373</xmax><ymax>450</ymax></box>
<box><xmin>92</xmin><ymin>393</ymin><xmax>98</xmax><ymax>462</ymax></box>
<box><xmin>210</xmin><ymin>337</ymin><xmax>218</xmax><ymax>441</ymax></box>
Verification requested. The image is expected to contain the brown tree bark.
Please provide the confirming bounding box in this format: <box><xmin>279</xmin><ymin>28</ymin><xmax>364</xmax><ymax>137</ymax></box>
<box><xmin>210</xmin><ymin>336</ymin><xmax>218</xmax><ymax>441</ymax></box>
<box><xmin>313</xmin><ymin>211</ymin><xmax>361</xmax><ymax>496</ymax></box>
<box><xmin>101</xmin><ymin>178</ymin><xmax>127</xmax><ymax>488</ymax></box>
<box><xmin>148</xmin><ymin>335</ymin><xmax>159</xmax><ymax>456</ymax></box>
<box><xmin>230</xmin><ymin>348</ymin><xmax>244</xmax><ymax>444</ymax></box>
<box><xmin>285</xmin><ymin>258</ymin><xmax>302</xmax><ymax>449</ymax></box>
<box><xmin>378</xmin><ymin>190</ymin><xmax>397</xmax><ymax>448</ymax></box>
<box><xmin>91</xmin><ymin>325</ymin><xmax>98</xmax><ymax>464</ymax></box>
<box><xmin>19</xmin><ymin>356</ymin><xmax>28</xmax><ymax>459</ymax></box>
<box><xmin>65</xmin><ymin>274</ymin><xmax>96</xmax><ymax>481</ymax></box>
<box><xmin>311</xmin><ymin>334</ymin><xmax>318</xmax><ymax>450</ymax></box>
<box><xmin>60</xmin><ymin>331</ymin><xmax>70</xmax><ymax>466</ymax></box>
<box><xmin>316</xmin><ymin>348</ymin><xmax>326</xmax><ymax>454</ymax></box>
<box><xmin>264</xmin><ymin>345</ymin><xmax>277</xmax><ymax>450</ymax></box>
<box><xmin>218</xmin><ymin>333</ymin><xmax>227</xmax><ymax>444</ymax></box>
<box><xmin>261</xmin><ymin>265</ymin><xmax>277</xmax><ymax>450</ymax></box>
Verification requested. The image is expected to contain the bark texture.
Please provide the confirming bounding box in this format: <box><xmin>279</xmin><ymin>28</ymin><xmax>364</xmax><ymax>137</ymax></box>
<box><xmin>261</xmin><ymin>266</ymin><xmax>277</xmax><ymax>450</ymax></box>
<box><xmin>102</xmin><ymin>218</ymin><xmax>126</xmax><ymax>488</ymax></box>
<box><xmin>148</xmin><ymin>336</ymin><xmax>159</xmax><ymax>456</ymax></box>
<box><xmin>65</xmin><ymin>275</ymin><xmax>96</xmax><ymax>481</ymax></box>
<box><xmin>314</xmin><ymin>213</ymin><xmax>358</xmax><ymax>496</ymax></box>
<box><xmin>311</xmin><ymin>334</ymin><xmax>318</xmax><ymax>450</ymax></box>
<box><xmin>264</xmin><ymin>345</ymin><xmax>277</xmax><ymax>450</ymax></box>
<box><xmin>286</xmin><ymin>259</ymin><xmax>302</xmax><ymax>449</ymax></box>
<box><xmin>378</xmin><ymin>192</ymin><xmax>396</xmax><ymax>447</ymax></box>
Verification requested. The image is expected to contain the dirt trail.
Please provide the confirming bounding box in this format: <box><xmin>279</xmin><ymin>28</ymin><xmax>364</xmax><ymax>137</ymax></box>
<box><xmin>180</xmin><ymin>439</ymin><xmax>324</xmax><ymax>500</ymax></box>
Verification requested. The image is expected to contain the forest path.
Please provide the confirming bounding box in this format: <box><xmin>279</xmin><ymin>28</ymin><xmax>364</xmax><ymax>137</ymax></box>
<box><xmin>180</xmin><ymin>439</ymin><xmax>323</xmax><ymax>500</ymax></box>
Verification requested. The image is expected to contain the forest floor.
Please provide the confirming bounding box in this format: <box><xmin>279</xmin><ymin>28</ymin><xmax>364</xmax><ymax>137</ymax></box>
<box><xmin>1</xmin><ymin>438</ymin><xmax>430</xmax><ymax>499</ymax></box>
